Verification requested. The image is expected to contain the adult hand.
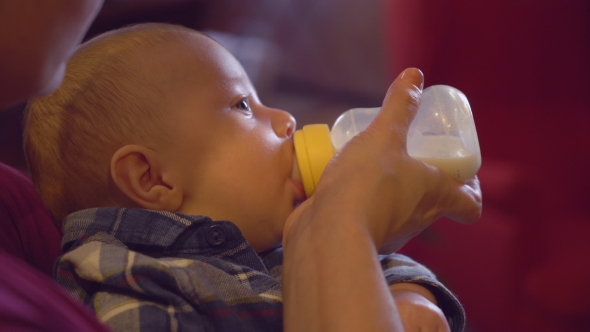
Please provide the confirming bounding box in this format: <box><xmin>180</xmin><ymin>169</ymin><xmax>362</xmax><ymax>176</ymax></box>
<box><xmin>282</xmin><ymin>68</ymin><xmax>481</xmax><ymax>332</ymax></box>
<box><xmin>287</xmin><ymin>68</ymin><xmax>482</xmax><ymax>253</ymax></box>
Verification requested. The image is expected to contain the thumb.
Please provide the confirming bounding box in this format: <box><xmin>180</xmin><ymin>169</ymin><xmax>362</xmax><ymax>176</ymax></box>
<box><xmin>368</xmin><ymin>68</ymin><xmax>424</xmax><ymax>151</ymax></box>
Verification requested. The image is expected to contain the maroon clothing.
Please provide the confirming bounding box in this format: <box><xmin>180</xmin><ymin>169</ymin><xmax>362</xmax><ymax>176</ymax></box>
<box><xmin>0</xmin><ymin>162</ymin><xmax>109</xmax><ymax>331</ymax></box>
<box><xmin>0</xmin><ymin>162</ymin><xmax>61</xmax><ymax>275</ymax></box>
<box><xmin>0</xmin><ymin>251</ymin><xmax>110</xmax><ymax>331</ymax></box>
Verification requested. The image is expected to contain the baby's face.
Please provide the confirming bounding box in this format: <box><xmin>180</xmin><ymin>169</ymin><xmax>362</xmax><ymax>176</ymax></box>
<box><xmin>158</xmin><ymin>33</ymin><xmax>304</xmax><ymax>252</ymax></box>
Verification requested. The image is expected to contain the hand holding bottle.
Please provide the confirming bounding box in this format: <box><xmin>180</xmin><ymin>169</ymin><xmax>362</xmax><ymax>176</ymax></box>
<box><xmin>284</xmin><ymin>68</ymin><xmax>482</xmax><ymax>253</ymax></box>
<box><xmin>282</xmin><ymin>69</ymin><xmax>481</xmax><ymax>332</ymax></box>
<box><xmin>293</xmin><ymin>80</ymin><xmax>481</xmax><ymax>197</ymax></box>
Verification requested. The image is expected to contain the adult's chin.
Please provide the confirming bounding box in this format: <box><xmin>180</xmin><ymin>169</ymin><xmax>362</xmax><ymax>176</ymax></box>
<box><xmin>36</xmin><ymin>62</ymin><xmax>67</xmax><ymax>97</ymax></box>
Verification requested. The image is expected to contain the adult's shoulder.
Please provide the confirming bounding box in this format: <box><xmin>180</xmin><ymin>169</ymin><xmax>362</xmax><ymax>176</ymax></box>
<box><xmin>0</xmin><ymin>250</ymin><xmax>110</xmax><ymax>331</ymax></box>
<box><xmin>0</xmin><ymin>162</ymin><xmax>62</xmax><ymax>275</ymax></box>
<box><xmin>0</xmin><ymin>162</ymin><xmax>33</xmax><ymax>189</ymax></box>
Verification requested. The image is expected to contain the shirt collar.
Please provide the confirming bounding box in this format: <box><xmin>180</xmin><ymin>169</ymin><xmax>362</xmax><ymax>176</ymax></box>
<box><xmin>62</xmin><ymin>207</ymin><xmax>252</xmax><ymax>260</ymax></box>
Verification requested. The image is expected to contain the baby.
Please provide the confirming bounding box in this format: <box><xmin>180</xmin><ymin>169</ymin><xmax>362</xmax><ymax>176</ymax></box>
<box><xmin>24</xmin><ymin>23</ymin><xmax>466</xmax><ymax>331</ymax></box>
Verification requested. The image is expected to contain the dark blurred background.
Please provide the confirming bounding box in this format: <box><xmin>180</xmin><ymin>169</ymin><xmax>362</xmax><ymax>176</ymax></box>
<box><xmin>1</xmin><ymin>0</ymin><xmax>589</xmax><ymax>331</ymax></box>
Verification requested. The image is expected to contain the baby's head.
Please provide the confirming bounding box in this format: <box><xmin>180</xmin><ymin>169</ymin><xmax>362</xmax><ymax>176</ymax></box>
<box><xmin>24</xmin><ymin>23</ymin><xmax>303</xmax><ymax>252</ymax></box>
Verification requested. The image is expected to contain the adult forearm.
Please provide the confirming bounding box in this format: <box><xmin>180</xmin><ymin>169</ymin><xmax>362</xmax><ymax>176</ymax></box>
<box><xmin>282</xmin><ymin>203</ymin><xmax>404</xmax><ymax>332</ymax></box>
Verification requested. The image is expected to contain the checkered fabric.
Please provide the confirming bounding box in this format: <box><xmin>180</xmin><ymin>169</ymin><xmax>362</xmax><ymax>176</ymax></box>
<box><xmin>56</xmin><ymin>207</ymin><xmax>465</xmax><ymax>331</ymax></box>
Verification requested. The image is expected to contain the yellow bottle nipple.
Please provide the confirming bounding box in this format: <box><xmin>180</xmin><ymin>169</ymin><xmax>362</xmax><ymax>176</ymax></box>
<box><xmin>293</xmin><ymin>124</ymin><xmax>335</xmax><ymax>197</ymax></box>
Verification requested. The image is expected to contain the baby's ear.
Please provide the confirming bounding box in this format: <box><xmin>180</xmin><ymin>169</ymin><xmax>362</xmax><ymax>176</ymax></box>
<box><xmin>110</xmin><ymin>145</ymin><xmax>183</xmax><ymax>211</ymax></box>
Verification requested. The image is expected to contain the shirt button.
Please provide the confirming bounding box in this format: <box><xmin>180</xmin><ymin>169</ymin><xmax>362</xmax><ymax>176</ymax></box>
<box><xmin>206</xmin><ymin>224</ymin><xmax>226</xmax><ymax>246</ymax></box>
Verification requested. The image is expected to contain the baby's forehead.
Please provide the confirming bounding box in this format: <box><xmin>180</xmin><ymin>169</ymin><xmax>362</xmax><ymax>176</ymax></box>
<box><xmin>165</xmin><ymin>33</ymin><xmax>245</xmax><ymax>78</ymax></box>
<box><xmin>146</xmin><ymin>33</ymin><xmax>250</xmax><ymax>91</ymax></box>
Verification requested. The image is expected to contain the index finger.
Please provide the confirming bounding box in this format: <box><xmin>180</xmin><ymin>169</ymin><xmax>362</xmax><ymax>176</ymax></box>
<box><xmin>367</xmin><ymin>68</ymin><xmax>424</xmax><ymax>151</ymax></box>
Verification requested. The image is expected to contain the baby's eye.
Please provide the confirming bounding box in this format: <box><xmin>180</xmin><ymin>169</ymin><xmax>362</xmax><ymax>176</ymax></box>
<box><xmin>235</xmin><ymin>99</ymin><xmax>251</xmax><ymax>111</ymax></box>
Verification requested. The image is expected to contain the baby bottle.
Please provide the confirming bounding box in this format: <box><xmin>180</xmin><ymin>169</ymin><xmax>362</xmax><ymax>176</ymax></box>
<box><xmin>293</xmin><ymin>85</ymin><xmax>481</xmax><ymax>197</ymax></box>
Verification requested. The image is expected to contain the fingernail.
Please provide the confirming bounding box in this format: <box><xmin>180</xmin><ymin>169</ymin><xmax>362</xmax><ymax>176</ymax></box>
<box><xmin>400</xmin><ymin>68</ymin><xmax>424</xmax><ymax>91</ymax></box>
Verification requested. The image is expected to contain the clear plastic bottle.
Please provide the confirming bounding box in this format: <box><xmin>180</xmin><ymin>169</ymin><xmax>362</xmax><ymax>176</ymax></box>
<box><xmin>293</xmin><ymin>85</ymin><xmax>481</xmax><ymax>197</ymax></box>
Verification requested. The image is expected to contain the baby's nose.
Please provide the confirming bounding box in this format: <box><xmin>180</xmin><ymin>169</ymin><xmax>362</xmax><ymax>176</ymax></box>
<box><xmin>271</xmin><ymin>108</ymin><xmax>296</xmax><ymax>138</ymax></box>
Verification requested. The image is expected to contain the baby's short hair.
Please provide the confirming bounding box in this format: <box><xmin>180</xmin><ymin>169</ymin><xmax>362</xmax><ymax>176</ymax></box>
<box><xmin>24</xmin><ymin>23</ymin><xmax>193</xmax><ymax>225</ymax></box>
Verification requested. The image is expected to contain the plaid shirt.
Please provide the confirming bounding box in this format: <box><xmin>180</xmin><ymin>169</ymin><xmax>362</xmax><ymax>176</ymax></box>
<box><xmin>55</xmin><ymin>208</ymin><xmax>465</xmax><ymax>332</ymax></box>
